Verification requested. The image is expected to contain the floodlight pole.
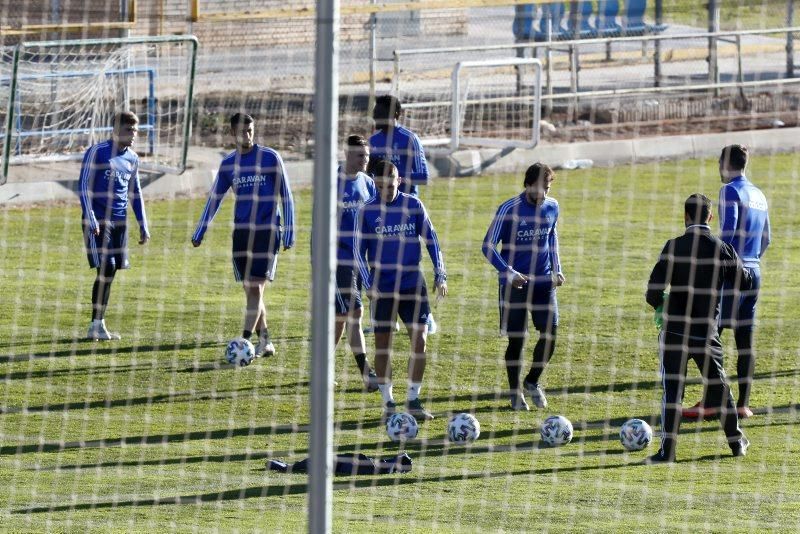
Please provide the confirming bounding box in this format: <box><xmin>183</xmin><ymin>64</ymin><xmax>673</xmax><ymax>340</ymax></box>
<box><xmin>309</xmin><ymin>0</ymin><xmax>339</xmax><ymax>533</ymax></box>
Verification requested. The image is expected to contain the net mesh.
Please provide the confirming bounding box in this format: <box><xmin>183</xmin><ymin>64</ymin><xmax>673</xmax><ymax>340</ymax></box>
<box><xmin>1</xmin><ymin>1</ymin><xmax>800</xmax><ymax>532</ymax></box>
<box><xmin>1</xmin><ymin>38</ymin><xmax>196</xmax><ymax>182</ymax></box>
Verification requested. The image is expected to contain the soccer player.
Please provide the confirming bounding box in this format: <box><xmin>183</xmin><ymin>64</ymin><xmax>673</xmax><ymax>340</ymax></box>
<box><xmin>335</xmin><ymin>135</ymin><xmax>379</xmax><ymax>391</ymax></box>
<box><xmin>79</xmin><ymin>110</ymin><xmax>150</xmax><ymax>340</ymax></box>
<box><xmin>684</xmin><ymin>145</ymin><xmax>770</xmax><ymax>420</ymax></box>
<box><xmin>354</xmin><ymin>159</ymin><xmax>447</xmax><ymax>421</ymax></box>
<box><xmin>482</xmin><ymin>162</ymin><xmax>564</xmax><ymax>411</ymax></box>
<box><xmin>645</xmin><ymin>194</ymin><xmax>752</xmax><ymax>463</ymax></box>
<box><xmin>191</xmin><ymin>113</ymin><xmax>295</xmax><ymax>358</ymax></box>
<box><xmin>369</xmin><ymin>95</ymin><xmax>439</xmax><ymax>334</ymax></box>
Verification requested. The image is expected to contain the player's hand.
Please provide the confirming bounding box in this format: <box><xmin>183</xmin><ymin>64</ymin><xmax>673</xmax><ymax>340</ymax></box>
<box><xmin>139</xmin><ymin>229</ymin><xmax>150</xmax><ymax>245</ymax></box>
<box><xmin>554</xmin><ymin>273</ymin><xmax>565</xmax><ymax>287</ymax></box>
<box><xmin>510</xmin><ymin>273</ymin><xmax>529</xmax><ymax>289</ymax></box>
<box><xmin>435</xmin><ymin>282</ymin><xmax>448</xmax><ymax>303</ymax></box>
<box><xmin>191</xmin><ymin>238</ymin><xmax>202</xmax><ymax>248</ymax></box>
<box><xmin>92</xmin><ymin>227</ymin><xmax>100</xmax><ymax>236</ymax></box>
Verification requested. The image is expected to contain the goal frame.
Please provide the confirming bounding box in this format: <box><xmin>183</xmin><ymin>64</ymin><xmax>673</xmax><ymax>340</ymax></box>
<box><xmin>1</xmin><ymin>35</ymin><xmax>198</xmax><ymax>185</ymax></box>
<box><xmin>450</xmin><ymin>57</ymin><xmax>542</xmax><ymax>151</ymax></box>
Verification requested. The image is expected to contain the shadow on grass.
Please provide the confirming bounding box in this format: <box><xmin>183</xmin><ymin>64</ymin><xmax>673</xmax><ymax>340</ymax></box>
<box><xmin>13</xmin><ymin>461</ymin><xmax>630</xmax><ymax>514</ymax></box>
<box><xmin>24</xmin><ymin>408</ymin><xmax>800</xmax><ymax>475</ymax></box>
<box><xmin>0</xmin><ymin>341</ymin><xmax>221</xmax><ymax>364</ymax></box>
<box><xmin>0</xmin><ymin>415</ymin><xmax>385</xmax><ymax>456</ymax></box>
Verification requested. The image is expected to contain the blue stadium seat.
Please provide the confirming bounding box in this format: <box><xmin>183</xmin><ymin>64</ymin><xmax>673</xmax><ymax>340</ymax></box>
<box><xmin>534</xmin><ymin>2</ymin><xmax>569</xmax><ymax>41</ymax></box>
<box><xmin>624</xmin><ymin>0</ymin><xmax>668</xmax><ymax>36</ymax></box>
<box><xmin>567</xmin><ymin>1</ymin><xmax>597</xmax><ymax>38</ymax></box>
<box><xmin>512</xmin><ymin>4</ymin><xmax>537</xmax><ymax>42</ymax></box>
<box><xmin>596</xmin><ymin>0</ymin><xmax>623</xmax><ymax>37</ymax></box>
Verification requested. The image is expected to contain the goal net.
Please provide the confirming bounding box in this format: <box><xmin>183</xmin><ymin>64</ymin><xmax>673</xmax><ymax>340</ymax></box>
<box><xmin>0</xmin><ymin>36</ymin><xmax>197</xmax><ymax>184</ymax></box>
<box><xmin>1</xmin><ymin>1</ymin><xmax>800</xmax><ymax>532</ymax></box>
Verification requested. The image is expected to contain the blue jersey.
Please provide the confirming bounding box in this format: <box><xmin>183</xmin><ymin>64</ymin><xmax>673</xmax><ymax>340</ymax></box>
<box><xmin>192</xmin><ymin>144</ymin><xmax>295</xmax><ymax>248</ymax></box>
<box><xmin>719</xmin><ymin>175</ymin><xmax>770</xmax><ymax>267</ymax></box>
<box><xmin>79</xmin><ymin>140</ymin><xmax>148</xmax><ymax>233</ymax></box>
<box><xmin>482</xmin><ymin>193</ymin><xmax>561</xmax><ymax>284</ymax></box>
<box><xmin>354</xmin><ymin>192</ymin><xmax>446</xmax><ymax>292</ymax></box>
<box><xmin>337</xmin><ymin>167</ymin><xmax>376</xmax><ymax>264</ymax></box>
<box><xmin>369</xmin><ymin>125</ymin><xmax>429</xmax><ymax>196</ymax></box>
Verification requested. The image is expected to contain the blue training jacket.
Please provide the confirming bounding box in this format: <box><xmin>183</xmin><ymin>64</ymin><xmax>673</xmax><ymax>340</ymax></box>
<box><xmin>192</xmin><ymin>144</ymin><xmax>295</xmax><ymax>248</ymax></box>
<box><xmin>79</xmin><ymin>140</ymin><xmax>148</xmax><ymax>233</ymax></box>
<box><xmin>354</xmin><ymin>192</ymin><xmax>446</xmax><ymax>292</ymax></box>
<box><xmin>718</xmin><ymin>175</ymin><xmax>770</xmax><ymax>267</ymax></box>
<box><xmin>369</xmin><ymin>125</ymin><xmax>429</xmax><ymax>196</ymax></box>
<box><xmin>337</xmin><ymin>167</ymin><xmax>376</xmax><ymax>264</ymax></box>
<box><xmin>482</xmin><ymin>193</ymin><xmax>561</xmax><ymax>285</ymax></box>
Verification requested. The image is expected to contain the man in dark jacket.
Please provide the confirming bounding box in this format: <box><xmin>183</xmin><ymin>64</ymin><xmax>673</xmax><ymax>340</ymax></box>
<box><xmin>645</xmin><ymin>194</ymin><xmax>752</xmax><ymax>463</ymax></box>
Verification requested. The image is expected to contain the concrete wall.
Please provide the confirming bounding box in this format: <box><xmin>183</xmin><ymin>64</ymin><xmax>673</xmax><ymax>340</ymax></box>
<box><xmin>0</xmin><ymin>1</ymin><xmax>467</xmax><ymax>49</ymax></box>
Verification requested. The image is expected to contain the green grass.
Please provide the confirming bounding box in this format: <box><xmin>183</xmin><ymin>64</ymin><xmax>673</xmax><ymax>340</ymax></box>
<box><xmin>1</xmin><ymin>153</ymin><xmax>800</xmax><ymax>532</ymax></box>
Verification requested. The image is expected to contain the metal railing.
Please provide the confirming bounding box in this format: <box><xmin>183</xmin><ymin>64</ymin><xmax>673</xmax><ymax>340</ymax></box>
<box><xmin>391</xmin><ymin>26</ymin><xmax>800</xmax><ymax>113</ymax></box>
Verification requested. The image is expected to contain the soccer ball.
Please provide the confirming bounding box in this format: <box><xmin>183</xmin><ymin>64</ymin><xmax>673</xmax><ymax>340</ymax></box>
<box><xmin>225</xmin><ymin>338</ymin><xmax>255</xmax><ymax>367</ymax></box>
<box><xmin>540</xmin><ymin>415</ymin><xmax>573</xmax><ymax>447</ymax></box>
<box><xmin>447</xmin><ymin>413</ymin><xmax>480</xmax><ymax>444</ymax></box>
<box><xmin>385</xmin><ymin>412</ymin><xmax>419</xmax><ymax>442</ymax></box>
<box><xmin>619</xmin><ymin>418</ymin><xmax>653</xmax><ymax>451</ymax></box>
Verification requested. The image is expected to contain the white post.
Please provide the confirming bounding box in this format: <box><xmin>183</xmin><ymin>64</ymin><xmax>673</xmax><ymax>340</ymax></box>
<box><xmin>309</xmin><ymin>0</ymin><xmax>339</xmax><ymax>533</ymax></box>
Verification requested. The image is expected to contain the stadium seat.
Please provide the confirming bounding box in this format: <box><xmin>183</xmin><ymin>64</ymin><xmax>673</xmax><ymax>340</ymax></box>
<box><xmin>623</xmin><ymin>0</ymin><xmax>668</xmax><ymax>36</ymax></box>
<box><xmin>596</xmin><ymin>0</ymin><xmax>623</xmax><ymax>37</ymax></box>
<box><xmin>534</xmin><ymin>2</ymin><xmax>569</xmax><ymax>41</ymax></box>
<box><xmin>567</xmin><ymin>1</ymin><xmax>598</xmax><ymax>38</ymax></box>
<box><xmin>512</xmin><ymin>4</ymin><xmax>537</xmax><ymax>41</ymax></box>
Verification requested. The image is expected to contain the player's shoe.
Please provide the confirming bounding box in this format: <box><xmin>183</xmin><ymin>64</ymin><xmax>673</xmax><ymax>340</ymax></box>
<box><xmin>406</xmin><ymin>398</ymin><xmax>434</xmax><ymax>421</ymax></box>
<box><xmin>254</xmin><ymin>337</ymin><xmax>275</xmax><ymax>358</ymax></box>
<box><xmin>737</xmin><ymin>406</ymin><xmax>754</xmax><ymax>419</ymax></box>
<box><xmin>644</xmin><ymin>451</ymin><xmax>675</xmax><ymax>465</ymax></box>
<box><xmin>364</xmin><ymin>370</ymin><xmax>380</xmax><ymax>393</ymax></box>
<box><xmin>383</xmin><ymin>400</ymin><xmax>397</xmax><ymax>418</ymax></box>
<box><xmin>523</xmin><ymin>381</ymin><xmax>548</xmax><ymax>409</ymax></box>
<box><xmin>682</xmin><ymin>402</ymin><xmax>718</xmax><ymax>420</ymax></box>
<box><xmin>86</xmin><ymin>322</ymin><xmax>121</xmax><ymax>341</ymax></box>
<box><xmin>426</xmin><ymin>314</ymin><xmax>438</xmax><ymax>335</ymax></box>
<box><xmin>362</xmin><ymin>325</ymin><xmax>374</xmax><ymax>335</ymax></box>
<box><xmin>731</xmin><ymin>436</ymin><xmax>750</xmax><ymax>457</ymax></box>
<box><xmin>510</xmin><ymin>392</ymin><xmax>530</xmax><ymax>411</ymax></box>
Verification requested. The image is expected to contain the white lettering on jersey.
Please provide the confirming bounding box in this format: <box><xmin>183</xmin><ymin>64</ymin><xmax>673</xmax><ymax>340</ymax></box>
<box><xmin>375</xmin><ymin>222</ymin><xmax>416</xmax><ymax>235</ymax></box>
<box><xmin>232</xmin><ymin>174</ymin><xmax>268</xmax><ymax>186</ymax></box>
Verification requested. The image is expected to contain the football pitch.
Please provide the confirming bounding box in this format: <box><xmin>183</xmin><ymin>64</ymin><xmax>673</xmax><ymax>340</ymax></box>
<box><xmin>1</xmin><ymin>154</ymin><xmax>799</xmax><ymax>532</ymax></box>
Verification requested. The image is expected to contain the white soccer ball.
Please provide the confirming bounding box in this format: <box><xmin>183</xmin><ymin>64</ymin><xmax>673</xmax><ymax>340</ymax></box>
<box><xmin>225</xmin><ymin>338</ymin><xmax>255</xmax><ymax>367</ymax></box>
<box><xmin>447</xmin><ymin>413</ymin><xmax>480</xmax><ymax>444</ymax></box>
<box><xmin>540</xmin><ymin>415</ymin><xmax>573</xmax><ymax>447</ymax></box>
<box><xmin>619</xmin><ymin>418</ymin><xmax>653</xmax><ymax>451</ymax></box>
<box><xmin>385</xmin><ymin>412</ymin><xmax>419</xmax><ymax>442</ymax></box>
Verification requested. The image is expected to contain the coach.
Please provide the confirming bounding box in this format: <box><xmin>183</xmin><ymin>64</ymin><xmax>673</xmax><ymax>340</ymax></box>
<box><xmin>645</xmin><ymin>194</ymin><xmax>752</xmax><ymax>463</ymax></box>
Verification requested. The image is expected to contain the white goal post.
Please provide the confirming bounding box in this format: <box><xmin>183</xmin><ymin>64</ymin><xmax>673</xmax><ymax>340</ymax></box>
<box><xmin>450</xmin><ymin>58</ymin><xmax>542</xmax><ymax>151</ymax></box>
<box><xmin>0</xmin><ymin>35</ymin><xmax>198</xmax><ymax>185</ymax></box>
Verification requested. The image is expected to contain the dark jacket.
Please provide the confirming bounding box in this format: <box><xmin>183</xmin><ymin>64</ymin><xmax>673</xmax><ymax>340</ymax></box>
<box><xmin>646</xmin><ymin>225</ymin><xmax>752</xmax><ymax>340</ymax></box>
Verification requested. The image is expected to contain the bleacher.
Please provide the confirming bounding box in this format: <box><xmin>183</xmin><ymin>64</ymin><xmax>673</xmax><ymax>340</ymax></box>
<box><xmin>513</xmin><ymin>0</ymin><xmax>668</xmax><ymax>42</ymax></box>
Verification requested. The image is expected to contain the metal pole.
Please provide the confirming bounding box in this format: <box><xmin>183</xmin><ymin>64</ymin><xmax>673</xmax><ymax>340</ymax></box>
<box><xmin>569</xmin><ymin>44</ymin><xmax>578</xmax><ymax>122</ymax></box>
<box><xmin>368</xmin><ymin>0</ymin><xmax>377</xmax><ymax>117</ymax></box>
<box><xmin>309</xmin><ymin>0</ymin><xmax>338</xmax><ymax>532</ymax></box>
<box><xmin>788</xmin><ymin>0</ymin><xmax>795</xmax><ymax>77</ymax></box>
<box><xmin>545</xmin><ymin>13</ymin><xmax>553</xmax><ymax>119</ymax></box>
<box><xmin>708</xmin><ymin>0</ymin><xmax>720</xmax><ymax>92</ymax></box>
<box><xmin>654</xmin><ymin>0</ymin><xmax>662</xmax><ymax>86</ymax></box>
<box><xmin>736</xmin><ymin>34</ymin><xmax>745</xmax><ymax>101</ymax></box>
